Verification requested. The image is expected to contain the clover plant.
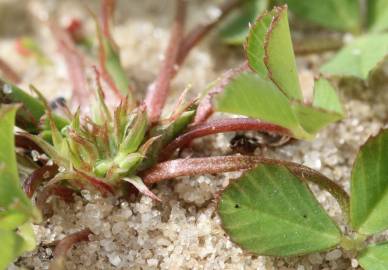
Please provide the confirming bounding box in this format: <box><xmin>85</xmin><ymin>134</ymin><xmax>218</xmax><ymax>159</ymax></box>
<box><xmin>218</xmin><ymin>129</ymin><xmax>388</xmax><ymax>270</ymax></box>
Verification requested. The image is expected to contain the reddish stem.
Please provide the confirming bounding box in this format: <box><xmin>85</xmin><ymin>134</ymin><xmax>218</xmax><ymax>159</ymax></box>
<box><xmin>193</xmin><ymin>61</ymin><xmax>249</xmax><ymax>124</ymax></box>
<box><xmin>0</xmin><ymin>58</ymin><xmax>20</xmax><ymax>84</ymax></box>
<box><xmin>49</xmin><ymin>228</ymin><xmax>93</xmax><ymax>270</ymax></box>
<box><xmin>145</xmin><ymin>0</ymin><xmax>187</xmax><ymax>123</ymax></box>
<box><xmin>49</xmin><ymin>21</ymin><xmax>90</xmax><ymax>108</ymax></box>
<box><xmin>143</xmin><ymin>155</ymin><xmax>268</xmax><ymax>184</ymax></box>
<box><xmin>176</xmin><ymin>0</ymin><xmax>243</xmax><ymax>66</ymax></box>
<box><xmin>160</xmin><ymin>118</ymin><xmax>290</xmax><ymax>161</ymax></box>
<box><xmin>141</xmin><ymin>155</ymin><xmax>350</xmax><ymax>215</ymax></box>
<box><xmin>24</xmin><ymin>164</ymin><xmax>59</xmax><ymax>197</ymax></box>
<box><xmin>101</xmin><ymin>0</ymin><xmax>116</xmax><ymax>38</ymax></box>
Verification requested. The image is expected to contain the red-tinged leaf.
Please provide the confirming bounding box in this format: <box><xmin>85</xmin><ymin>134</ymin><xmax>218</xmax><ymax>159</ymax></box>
<box><xmin>123</xmin><ymin>176</ymin><xmax>161</xmax><ymax>202</ymax></box>
<box><xmin>76</xmin><ymin>170</ymin><xmax>114</xmax><ymax>195</ymax></box>
<box><xmin>24</xmin><ymin>165</ymin><xmax>59</xmax><ymax>198</ymax></box>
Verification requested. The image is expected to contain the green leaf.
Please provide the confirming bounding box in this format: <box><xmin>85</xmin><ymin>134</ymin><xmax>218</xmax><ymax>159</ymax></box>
<box><xmin>278</xmin><ymin>0</ymin><xmax>361</xmax><ymax>33</ymax></box>
<box><xmin>0</xmin><ymin>105</ymin><xmax>38</xmax><ymax>269</ymax></box>
<box><xmin>0</xmin><ymin>229</ymin><xmax>25</xmax><ymax>270</ymax></box>
<box><xmin>350</xmin><ymin>129</ymin><xmax>388</xmax><ymax>235</ymax></box>
<box><xmin>291</xmin><ymin>102</ymin><xmax>343</xmax><ymax>135</ymax></box>
<box><xmin>218</xmin><ymin>164</ymin><xmax>342</xmax><ymax>256</ymax></box>
<box><xmin>367</xmin><ymin>0</ymin><xmax>388</xmax><ymax>33</ymax></box>
<box><xmin>216</xmin><ymin>72</ymin><xmax>301</xmax><ymax>131</ymax></box>
<box><xmin>291</xmin><ymin>79</ymin><xmax>344</xmax><ymax>135</ymax></box>
<box><xmin>0</xmin><ymin>105</ymin><xmax>31</xmax><ymax>210</ymax></box>
<box><xmin>321</xmin><ymin>34</ymin><xmax>388</xmax><ymax>80</ymax></box>
<box><xmin>358</xmin><ymin>242</ymin><xmax>388</xmax><ymax>270</ymax></box>
<box><xmin>264</xmin><ymin>6</ymin><xmax>302</xmax><ymax>100</ymax></box>
<box><xmin>245</xmin><ymin>11</ymin><xmax>274</xmax><ymax>77</ymax></box>
<box><xmin>220</xmin><ymin>0</ymin><xmax>268</xmax><ymax>44</ymax></box>
<box><xmin>18</xmin><ymin>222</ymin><xmax>37</xmax><ymax>252</ymax></box>
<box><xmin>245</xmin><ymin>6</ymin><xmax>302</xmax><ymax>100</ymax></box>
<box><xmin>215</xmin><ymin>6</ymin><xmax>344</xmax><ymax>140</ymax></box>
<box><xmin>312</xmin><ymin>78</ymin><xmax>344</xmax><ymax>115</ymax></box>
<box><xmin>0</xmin><ymin>209</ymin><xmax>28</xmax><ymax>230</ymax></box>
<box><xmin>0</xmin><ymin>79</ymin><xmax>68</xmax><ymax>133</ymax></box>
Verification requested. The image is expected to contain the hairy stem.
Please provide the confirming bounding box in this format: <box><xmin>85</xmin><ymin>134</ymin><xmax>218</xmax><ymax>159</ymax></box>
<box><xmin>160</xmin><ymin>118</ymin><xmax>290</xmax><ymax>161</ymax></box>
<box><xmin>142</xmin><ymin>155</ymin><xmax>350</xmax><ymax>217</ymax></box>
<box><xmin>145</xmin><ymin>0</ymin><xmax>186</xmax><ymax>123</ymax></box>
<box><xmin>49</xmin><ymin>228</ymin><xmax>92</xmax><ymax>270</ymax></box>
<box><xmin>0</xmin><ymin>58</ymin><xmax>20</xmax><ymax>84</ymax></box>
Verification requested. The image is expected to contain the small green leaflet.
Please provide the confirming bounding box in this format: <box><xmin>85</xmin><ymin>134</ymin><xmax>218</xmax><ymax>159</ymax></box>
<box><xmin>358</xmin><ymin>242</ymin><xmax>388</xmax><ymax>270</ymax></box>
<box><xmin>321</xmin><ymin>34</ymin><xmax>388</xmax><ymax>80</ymax></box>
<box><xmin>219</xmin><ymin>0</ymin><xmax>268</xmax><ymax>44</ymax></box>
<box><xmin>216</xmin><ymin>6</ymin><xmax>344</xmax><ymax>140</ymax></box>
<box><xmin>277</xmin><ymin>0</ymin><xmax>361</xmax><ymax>33</ymax></box>
<box><xmin>218</xmin><ymin>164</ymin><xmax>342</xmax><ymax>256</ymax></box>
<box><xmin>263</xmin><ymin>6</ymin><xmax>301</xmax><ymax>100</ymax></box>
<box><xmin>350</xmin><ymin>129</ymin><xmax>388</xmax><ymax>235</ymax></box>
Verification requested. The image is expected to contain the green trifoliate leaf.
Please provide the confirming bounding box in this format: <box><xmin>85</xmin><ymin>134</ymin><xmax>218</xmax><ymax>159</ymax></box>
<box><xmin>321</xmin><ymin>34</ymin><xmax>388</xmax><ymax>80</ymax></box>
<box><xmin>277</xmin><ymin>0</ymin><xmax>361</xmax><ymax>33</ymax></box>
<box><xmin>350</xmin><ymin>129</ymin><xmax>388</xmax><ymax>235</ymax></box>
<box><xmin>220</xmin><ymin>0</ymin><xmax>268</xmax><ymax>44</ymax></box>
<box><xmin>218</xmin><ymin>164</ymin><xmax>342</xmax><ymax>256</ymax></box>
<box><xmin>218</xmin><ymin>6</ymin><xmax>344</xmax><ymax>139</ymax></box>
<box><xmin>367</xmin><ymin>0</ymin><xmax>388</xmax><ymax>33</ymax></box>
<box><xmin>358</xmin><ymin>242</ymin><xmax>388</xmax><ymax>270</ymax></box>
